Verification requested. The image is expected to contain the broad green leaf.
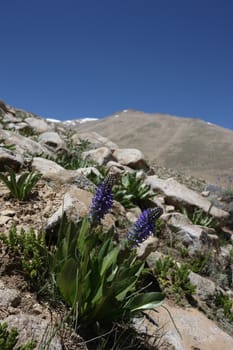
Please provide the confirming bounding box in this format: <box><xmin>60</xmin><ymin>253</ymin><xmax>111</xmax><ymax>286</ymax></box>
<box><xmin>100</xmin><ymin>246</ymin><xmax>120</xmax><ymax>277</ymax></box>
<box><xmin>98</xmin><ymin>238</ymin><xmax>112</xmax><ymax>264</ymax></box>
<box><xmin>56</xmin><ymin>258</ymin><xmax>78</xmax><ymax>306</ymax></box>
<box><xmin>114</xmin><ymin>276</ymin><xmax>138</xmax><ymax>301</ymax></box>
<box><xmin>77</xmin><ymin>217</ymin><xmax>90</xmax><ymax>252</ymax></box>
<box><xmin>125</xmin><ymin>292</ymin><xmax>164</xmax><ymax>312</ymax></box>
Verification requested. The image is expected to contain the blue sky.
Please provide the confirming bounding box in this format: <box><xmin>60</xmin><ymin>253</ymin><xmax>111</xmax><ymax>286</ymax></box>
<box><xmin>1</xmin><ymin>0</ymin><xmax>233</xmax><ymax>129</ymax></box>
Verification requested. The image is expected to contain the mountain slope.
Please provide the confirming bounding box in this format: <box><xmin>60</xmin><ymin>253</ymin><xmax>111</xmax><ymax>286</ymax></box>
<box><xmin>75</xmin><ymin>110</ymin><xmax>233</xmax><ymax>184</ymax></box>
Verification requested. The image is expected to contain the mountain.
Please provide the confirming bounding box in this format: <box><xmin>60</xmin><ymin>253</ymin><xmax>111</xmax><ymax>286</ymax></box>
<box><xmin>75</xmin><ymin>109</ymin><xmax>233</xmax><ymax>184</ymax></box>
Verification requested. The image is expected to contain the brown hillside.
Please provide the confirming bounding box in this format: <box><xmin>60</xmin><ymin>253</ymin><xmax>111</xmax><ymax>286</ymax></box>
<box><xmin>76</xmin><ymin>110</ymin><xmax>233</xmax><ymax>184</ymax></box>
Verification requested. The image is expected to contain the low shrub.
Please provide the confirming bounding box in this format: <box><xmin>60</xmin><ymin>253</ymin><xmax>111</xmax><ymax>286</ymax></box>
<box><xmin>0</xmin><ymin>227</ymin><xmax>49</xmax><ymax>291</ymax></box>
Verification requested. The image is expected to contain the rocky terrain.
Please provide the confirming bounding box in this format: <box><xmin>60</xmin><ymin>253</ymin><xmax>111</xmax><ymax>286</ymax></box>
<box><xmin>0</xmin><ymin>100</ymin><xmax>233</xmax><ymax>350</ymax></box>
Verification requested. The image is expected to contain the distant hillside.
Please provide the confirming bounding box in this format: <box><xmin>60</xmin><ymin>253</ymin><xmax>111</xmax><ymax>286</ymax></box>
<box><xmin>75</xmin><ymin>110</ymin><xmax>233</xmax><ymax>184</ymax></box>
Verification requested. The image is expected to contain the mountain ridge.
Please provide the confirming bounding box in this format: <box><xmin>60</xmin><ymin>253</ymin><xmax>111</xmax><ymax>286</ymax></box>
<box><xmin>75</xmin><ymin>110</ymin><xmax>233</xmax><ymax>184</ymax></box>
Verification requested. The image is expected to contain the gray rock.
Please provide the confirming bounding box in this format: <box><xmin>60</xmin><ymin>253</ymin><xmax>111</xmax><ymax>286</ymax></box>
<box><xmin>72</xmin><ymin>131</ymin><xmax>118</xmax><ymax>151</ymax></box>
<box><xmin>0</xmin><ymin>129</ymin><xmax>51</xmax><ymax>156</ymax></box>
<box><xmin>32</xmin><ymin>157</ymin><xmax>65</xmax><ymax>174</ymax></box>
<box><xmin>42</xmin><ymin>167</ymin><xmax>99</xmax><ymax>189</ymax></box>
<box><xmin>25</xmin><ymin>116</ymin><xmax>53</xmax><ymax>134</ymax></box>
<box><xmin>163</xmin><ymin>212</ymin><xmax>213</xmax><ymax>255</ymax></box>
<box><xmin>38</xmin><ymin>132</ymin><xmax>65</xmax><ymax>151</ymax></box>
<box><xmin>146</xmin><ymin>176</ymin><xmax>229</xmax><ymax>222</ymax></box>
<box><xmin>113</xmin><ymin>148</ymin><xmax>149</xmax><ymax>171</ymax></box>
<box><xmin>3</xmin><ymin>314</ymin><xmax>62</xmax><ymax>350</ymax></box>
<box><xmin>2</xmin><ymin>112</ymin><xmax>18</xmax><ymax>123</ymax></box>
<box><xmin>189</xmin><ymin>272</ymin><xmax>217</xmax><ymax>301</ymax></box>
<box><xmin>0</xmin><ymin>281</ymin><xmax>21</xmax><ymax>308</ymax></box>
<box><xmin>0</xmin><ymin>147</ymin><xmax>24</xmax><ymax>171</ymax></box>
<box><xmin>82</xmin><ymin>146</ymin><xmax>115</xmax><ymax>166</ymax></box>
<box><xmin>143</xmin><ymin>302</ymin><xmax>233</xmax><ymax>350</ymax></box>
<box><xmin>45</xmin><ymin>187</ymin><xmax>92</xmax><ymax>232</ymax></box>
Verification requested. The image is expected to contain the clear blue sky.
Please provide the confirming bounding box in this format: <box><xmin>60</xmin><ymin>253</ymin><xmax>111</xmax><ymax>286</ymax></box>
<box><xmin>1</xmin><ymin>0</ymin><xmax>233</xmax><ymax>129</ymax></box>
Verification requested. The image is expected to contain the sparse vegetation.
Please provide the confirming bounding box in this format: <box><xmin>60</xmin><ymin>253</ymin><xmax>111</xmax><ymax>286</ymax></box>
<box><xmin>154</xmin><ymin>256</ymin><xmax>196</xmax><ymax>302</ymax></box>
<box><xmin>213</xmin><ymin>291</ymin><xmax>233</xmax><ymax>322</ymax></box>
<box><xmin>113</xmin><ymin>172</ymin><xmax>154</xmax><ymax>209</ymax></box>
<box><xmin>182</xmin><ymin>207</ymin><xmax>216</xmax><ymax>228</ymax></box>
<box><xmin>188</xmin><ymin>251</ymin><xmax>213</xmax><ymax>275</ymax></box>
<box><xmin>0</xmin><ymin>167</ymin><xmax>41</xmax><ymax>201</ymax></box>
<box><xmin>47</xmin><ymin>138</ymin><xmax>94</xmax><ymax>170</ymax></box>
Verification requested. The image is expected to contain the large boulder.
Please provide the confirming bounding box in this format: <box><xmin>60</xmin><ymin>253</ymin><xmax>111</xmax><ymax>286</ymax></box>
<box><xmin>0</xmin><ymin>147</ymin><xmax>24</xmax><ymax>171</ymax></box>
<box><xmin>0</xmin><ymin>129</ymin><xmax>51</xmax><ymax>156</ymax></box>
<box><xmin>38</xmin><ymin>131</ymin><xmax>65</xmax><ymax>152</ymax></box>
<box><xmin>82</xmin><ymin>147</ymin><xmax>115</xmax><ymax>166</ymax></box>
<box><xmin>45</xmin><ymin>187</ymin><xmax>93</xmax><ymax>233</ymax></box>
<box><xmin>113</xmin><ymin>148</ymin><xmax>149</xmax><ymax>171</ymax></box>
<box><xmin>24</xmin><ymin>116</ymin><xmax>53</xmax><ymax>133</ymax></box>
<box><xmin>32</xmin><ymin>157</ymin><xmax>64</xmax><ymax>174</ymax></box>
<box><xmin>72</xmin><ymin>131</ymin><xmax>118</xmax><ymax>151</ymax></box>
<box><xmin>3</xmin><ymin>314</ymin><xmax>62</xmax><ymax>350</ymax></box>
<box><xmin>146</xmin><ymin>176</ymin><xmax>229</xmax><ymax>222</ymax></box>
<box><xmin>139</xmin><ymin>302</ymin><xmax>233</xmax><ymax>350</ymax></box>
<box><xmin>163</xmin><ymin>212</ymin><xmax>218</xmax><ymax>255</ymax></box>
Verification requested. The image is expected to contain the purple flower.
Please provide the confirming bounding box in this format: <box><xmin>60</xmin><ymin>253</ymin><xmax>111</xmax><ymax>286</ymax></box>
<box><xmin>89</xmin><ymin>175</ymin><xmax>114</xmax><ymax>226</ymax></box>
<box><xmin>127</xmin><ymin>207</ymin><xmax>163</xmax><ymax>247</ymax></box>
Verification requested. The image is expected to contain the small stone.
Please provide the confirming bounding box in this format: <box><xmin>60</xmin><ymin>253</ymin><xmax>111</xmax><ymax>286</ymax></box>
<box><xmin>0</xmin><ymin>216</ymin><xmax>11</xmax><ymax>225</ymax></box>
<box><xmin>32</xmin><ymin>303</ymin><xmax>43</xmax><ymax>315</ymax></box>
<box><xmin>166</xmin><ymin>205</ymin><xmax>175</xmax><ymax>212</ymax></box>
<box><xmin>0</xmin><ymin>283</ymin><xmax>21</xmax><ymax>308</ymax></box>
<box><xmin>201</xmin><ymin>190</ymin><xmax>210</xmax><ymax>197</ymax></box>
<box><xmin>1</xmin><ymin>209</ymin><xmax>16</xmax><ymax>217</ymax></box>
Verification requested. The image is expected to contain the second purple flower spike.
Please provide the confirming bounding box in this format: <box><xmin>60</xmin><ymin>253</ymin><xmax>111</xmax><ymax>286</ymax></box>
<box><xmin>127</xmin><ymin>207</ymin><xmax>163</xmax><ymax>247</ymax></box>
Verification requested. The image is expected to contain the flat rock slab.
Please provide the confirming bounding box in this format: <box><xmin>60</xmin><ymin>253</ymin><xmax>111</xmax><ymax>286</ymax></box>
<box><xmin>143</xmin><ymin>302</ymin><xmax>233</xmax><ymax>350</ymax></box>
<box><xmin>3</xmin><ymin>314</ymin><xmax>62</xmax><ymax>350</ymax></box>
<box><xmin>146</xmin><ymin>176</ymin><xmax>229</xmax><ymax>221</ymax></box>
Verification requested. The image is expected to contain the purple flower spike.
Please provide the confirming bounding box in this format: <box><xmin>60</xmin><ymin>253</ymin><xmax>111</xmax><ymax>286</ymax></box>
<box><xmin>127</xmin><ymin>207</ymin><xmax>163</xmax><ymax>247</ymax></box>
<box><xmin>89</xmin><ymin>175</ymin><xmax>114</xmax><ymax>226</ymax></box>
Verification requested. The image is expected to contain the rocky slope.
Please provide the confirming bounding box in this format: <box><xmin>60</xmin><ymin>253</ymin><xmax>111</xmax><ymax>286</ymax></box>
<box><xmin>75</xmin><ymin>109</ymin><xmax>233</xmax><ymax>184</ymax></box>
<box><xmin>0</xmin><ymin>100</ymin><xmax>233</xmax><ymax>350</ymax></box>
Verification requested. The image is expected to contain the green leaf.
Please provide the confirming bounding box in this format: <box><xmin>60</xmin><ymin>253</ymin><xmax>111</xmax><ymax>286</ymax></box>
<box><xmin>77</xmin><ymin>217</ymin><xmax>90</xmax><ymax>253</ymax></box>
<box><xmin>56</xmin><ymin>258</ymin><xmax>78</xmax><ymax>306</ymax></box>
<box><xmin>125</xmin><ymin>292</ymin><xmax>164</xmax><ymax>312</ymax></box>
<box><xmin>100</xmin><ymin>246</ymin><xmax>120</xmax><ymax>277</ymax></box>
<box><xmin>115</xmin><ymin>276</ymin><xmax>138</xmax><ymax>301</ymax></box>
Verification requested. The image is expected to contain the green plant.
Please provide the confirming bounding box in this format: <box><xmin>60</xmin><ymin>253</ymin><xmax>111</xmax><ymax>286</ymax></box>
<box><xmin>182</xmin><ymin>207</ymin><xmax>215</xmax><ymax>228</ymax></box>
<box><xmin>47</xmin><ymin>138</ymin><xmax>94</xmax><ymax>170</ymax></box>
<box><xmin>188</xmin><ymin>251</ymin><xmax>212</xmax><ymax>274</ymax></box>
<box><xmin>154</xmin><ymin>257</ymin><xmax>195</xmax><ymax>302</ymax></box>
<box><xmin>0</xmin><ymin>227</ymin><xmax>50</xmax><ymax>291</ymax></box>
<box><xmin>112</xmin><ymin>172</ymin><xmax>154</xmax><ymax>209</ymax></box>
<box><xmin>171</xmin><ymin>263</ymin><xmax>196</xmax><ymax>301</ymax></box>
<box><xmin>155</xmin><ymin>218</ymin><xmax>166</xmax><ymax>237</ymax></box>
<box><xmin>0</xmin><ymin>322</ymin><xmax>36</xmax><ymax>350</ymax></box>
<box><xmin>52</xmin><ymin>215</ymin><xmax>164</xmax><ymax>327</ymax></box>
<box><xmin>154</xmin><ymin>256</ymin><xmax>175</xmax><ymax>288</ymax></box>
<box><xmin>213</xmin><ymin>291</ymin><xmax>233</xmax><ymax>322</ymax></box>
<box><xmin>0</xmin><ymin>167</ymin><xmax>41</xmax><ymax>201</ymax></box>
